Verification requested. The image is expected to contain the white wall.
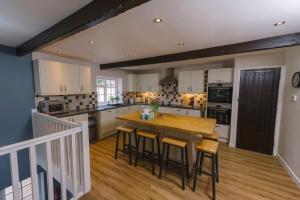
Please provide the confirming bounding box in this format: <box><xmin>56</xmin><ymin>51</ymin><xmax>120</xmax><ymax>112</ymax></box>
<box><xmin>32</xmin><ymin>52</ymin><xmax>129</xmax><ymax>93</ymax></box>
<box><xmin>278</xmin><ymin>46</ymin><xmax>300</xmax><ymax>185</ymax></box>
<box><xmin>230</xmin><ymin>51</ymin><xmax>286</xmax><ymax>148</ymax></box>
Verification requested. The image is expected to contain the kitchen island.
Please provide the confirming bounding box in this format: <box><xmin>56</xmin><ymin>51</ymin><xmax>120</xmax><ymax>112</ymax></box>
<box><xmin>117</xmin><ymin>111</ymin><xmax>217</xmax><ymax>170</ymax></box>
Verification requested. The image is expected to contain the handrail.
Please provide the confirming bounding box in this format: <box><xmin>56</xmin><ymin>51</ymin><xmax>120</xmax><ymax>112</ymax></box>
<box><xmin>0</xmin><ymin>127</ymin><xmax>81</xmax><ymax>156</ymax></box>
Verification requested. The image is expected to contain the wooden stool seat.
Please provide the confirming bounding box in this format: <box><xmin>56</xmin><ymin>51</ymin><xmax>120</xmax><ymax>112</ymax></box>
<box><xmin>159</xmin><ymin>137</ymin><xmax>189</xmax><ymax>190</ymax></box>
<box><xmin>135</xmin><ymin>130</ymin><xmax>161</xmax><ymax>175</ymax></box>
<box><xmin>116</xmin><ymin>126</ymin><xmax>135</xmax><ymax>133</ymax></box>
<box><xmin>161</xmin><ymin>137</ymin><xmax>187</xmax><ymax>148</ymax></box>
<box><xmin>137</xmin><ymin>130</ymin><xmax>158</xmax><ymax>139</ymax></box>
<box><xmin>114</xmin><ymin>126</ymin><xmax>137</xmax><ymax>165</ymax></box>
<box><xmin>204</xmin><ymin>131</ymin><xmax>219</xmax><ymax>141</ymax></box>
<box><xmin>193</xmin><ymin>139</ymin><xmax>219</xmax><ymax>200</ymax></box>
<box><xmin>196</xmin><ymin>139</ymin><xmax>219</xmax><ymax>154</ymax></box>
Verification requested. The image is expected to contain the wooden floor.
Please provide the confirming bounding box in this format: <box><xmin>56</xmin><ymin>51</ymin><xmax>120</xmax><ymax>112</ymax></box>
<box><xmin>80</xmin><ymin>136</ymin><xmax>300</xmax><ymax>200</ymax></box>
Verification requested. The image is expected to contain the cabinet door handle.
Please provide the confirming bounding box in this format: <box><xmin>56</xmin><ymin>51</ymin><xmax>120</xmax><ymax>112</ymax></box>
<box><xmin>190</xmin><ymin>86</ymin><xmax>192</xmax><ymax>91</ymax></box>
<box><xmin>81</xmin><ymin>86</ymin><xmax>84</xmax><ymax>92</ymax></box>
<box><xmin>65</xmin><ymin>85</ymin><xmax>67</xmax><ymax>92</ymax></box>
<box><xmin>60</xmin><ymin>85</ymin><xmax>63</xmax><ymax>92</ymax></box>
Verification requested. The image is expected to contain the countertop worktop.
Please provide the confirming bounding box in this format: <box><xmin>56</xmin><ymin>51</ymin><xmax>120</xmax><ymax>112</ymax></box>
<box><xmin>52</xmin><ymin>103</ymin><xmax>206</xmax><ymax>118</ymax></box>
<box><xmin>116</xmin><ymin>111</ymin><xmax>216</xmax><ymax>136</ymax></box>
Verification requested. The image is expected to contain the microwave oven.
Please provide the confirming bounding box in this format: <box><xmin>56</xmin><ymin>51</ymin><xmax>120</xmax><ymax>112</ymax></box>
<box><xmin>39</xmin><ymin>101</ymin><xmax>69</xmax><ymax>115</ymax></box>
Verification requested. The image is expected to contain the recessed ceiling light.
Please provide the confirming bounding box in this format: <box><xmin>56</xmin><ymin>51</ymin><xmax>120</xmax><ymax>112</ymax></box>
<box><xmin>57</xmin><ymin>50</ymin><xmax>63</xmax><ymax>54</ymax></box>
<box><xmin>178</xmin><ymin>42</ymin><xmax>185</xmax><ymax>46</ymax></box>
<box><xmin>274</xmin><ymin>21</ymin><xmax>286</xmax><ymax>26</ymax></box>
<box><xmin>89</xmin><ymin>41</ymin><xmax>95</xmax><ymax>44</ymax></box>
<box><xmin>153</xmin><ymin>17</ymin><xmax>162</xmax><ymax>23</ymax></box>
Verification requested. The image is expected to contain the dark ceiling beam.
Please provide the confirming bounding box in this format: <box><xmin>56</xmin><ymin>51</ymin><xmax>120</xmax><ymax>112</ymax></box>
<box><xmin>16</xmin><ymin>0</ymin><xmax>151</xmax><ymax>56</ymax></box>
<box><xmin>100</xmin><ymin>32</ymin><xmax>300</xmax><ymax>69</ymax></box>
<box><xmin>0</xmin><ymin>45</ymin><xmax>16</xmax><ymax>55</ymax></box>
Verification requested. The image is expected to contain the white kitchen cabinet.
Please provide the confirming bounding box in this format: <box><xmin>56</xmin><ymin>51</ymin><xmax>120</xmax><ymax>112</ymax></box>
<box><xmin>61</xmin><ymin>63</ymin><xmax>80</xmax><ymax>94</ymax></box>
<box><xmin>187</xmin><ymin>109</ymin><xmax>201</xmax><ymax>117</ymax></box>
<box><xmin>173</xmin><ymin>108</ymin><xmax>187</xmax><ymax>116</ymax></box>
<box><xmin>33</xmin><ymin>60</ymin><xmax>63</xmax><ymax>95</ymax></box>
<box><xmin>117</xmin><ymin>106</ymin><xmax>130</xmax><ymax>115</ymax></box>
<box><xmin>79</xmin><ymin>66</ymin><xmax>92</xmax><ymax>94</ymax></box>
<box><xmin>215</xmin><ymin>124</ymin><xmax>230</xmax><ymax>143</ymax></box>
<box><xmin>33</xmin><ymin>59</ymin><xmax>92</xmax><ymax>95</ymax></box>
<box><xmin>178</xmin><ymin>70</ymin><xmax>204</xmax><ymax>93</ymax></box>
<box><xmin>127</xmin><ymin>74</ymin><xmax>137</xmax><ymax>92</ymax></box>
<box><xmin>97</xmin><ymin>109</ymin><xmax>118</xmax><ymax>139</ymax></box>
<box><xmin>178</xmin><ymin>71</ymin><xmax>190</xmax><ymax>93</ymax></box>
<box><xmin>158</xmin><ymin>107</ymin><xmax>174</xmax><ymax>114</ymax></box>
<box><xmin>136</xmin><ymin>73</ymin><xmax>159</xmax><ymax>92</ymax></box>
<box><xmin>190</xmin><ymin>70</ymin><xmax>204</xmax><ymax>93</ymax></box>
<box><xmin>62</xmin><ymin>113</ymin><xmax>88</xmax><ymax>123</ymax></box>
<box><xmin>208</xmin><ymin>68</ymin><xmax>233</xmax><ymax>83</ymax></box>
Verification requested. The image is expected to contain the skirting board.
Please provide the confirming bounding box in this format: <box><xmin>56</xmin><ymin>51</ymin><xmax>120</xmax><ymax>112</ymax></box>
<box><xmin>277</xmin><ymin>154</ymin><xmax>300</xmax><ymax>188</ymax></box>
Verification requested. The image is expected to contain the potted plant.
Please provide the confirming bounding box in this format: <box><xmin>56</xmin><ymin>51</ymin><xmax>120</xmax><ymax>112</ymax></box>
<box><xmin>151</xmin><ymin>97</ymin><xmax>160</xmax><ymax>118</ymax></box>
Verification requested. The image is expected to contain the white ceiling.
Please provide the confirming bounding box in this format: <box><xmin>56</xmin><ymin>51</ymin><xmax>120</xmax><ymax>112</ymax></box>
<box><xmin>40</xmin><ymin>0</ymin><xmax>300</xmax><ymax>65</ymax></box>
<box><xmin>0</xmin><ymin>0</ymin><xmax>92</xmax><ymax>47</ymax></box>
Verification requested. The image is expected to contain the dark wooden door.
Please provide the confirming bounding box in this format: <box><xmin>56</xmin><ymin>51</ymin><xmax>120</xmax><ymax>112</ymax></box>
<box><xmin>236</xmin><ymin>68</ymin><xmax>280</xmax><ymax>155</ymax></box>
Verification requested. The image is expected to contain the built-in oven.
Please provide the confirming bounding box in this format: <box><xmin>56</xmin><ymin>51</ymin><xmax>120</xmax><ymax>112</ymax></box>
<box><xmin>207</xmin><ymin>103</ymin><xmax>231</xmax><ymax>125</ymax></box>
<box><xmin>208</xmin><ymin>83</ymin><xmax>233</xmax><ymax>103</ymax></box>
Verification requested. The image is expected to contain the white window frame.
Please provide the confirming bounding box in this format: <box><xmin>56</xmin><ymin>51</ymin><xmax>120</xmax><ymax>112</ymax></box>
<box><xmin>96</xmin><ymin>76</ymin><xmax>120</xmax><ymax>105</ymax></box>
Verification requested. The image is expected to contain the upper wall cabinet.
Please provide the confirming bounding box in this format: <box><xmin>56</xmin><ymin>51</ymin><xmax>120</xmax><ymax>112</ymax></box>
<box><xmin>33</xmin><ymin>60</ymin><xmax>91</xmax><ymax>95</ymax></box>
<box><xmin>79</xmin><ymin>66</ymin><xmax>92</xmax><ymax>93</ymax></box>
<box><xmin>128</xmin><ymin>73</ymin><xmax>159</xmax><ymax>92</ymax></box>
<box><xmin>178</xmin><ymin>70</ymin><xmax>204</xmax><ymax>93</ymax></box>
<box><xmin>127</xmin><ymin>74</ymin><xmax>137</xmax><ymax>92</ymax></box>
<box><xmin>208</xmin><ymin>68</ymin><xmax>233</xmax><ymax>83</ymax></box>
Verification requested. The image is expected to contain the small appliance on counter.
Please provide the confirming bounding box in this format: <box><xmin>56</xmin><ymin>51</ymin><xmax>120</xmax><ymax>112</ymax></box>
<box><xmin>134</xmin><ymin>97</ymin><xmax>141</xmax><ymax>103</ymax></box>
<box><xmin>38</xmin><ymin>101</ymin><xmax>69</xmax><ymax>115</ymax></box>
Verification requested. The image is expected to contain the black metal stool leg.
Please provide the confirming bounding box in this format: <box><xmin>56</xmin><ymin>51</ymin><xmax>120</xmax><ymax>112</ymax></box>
<box><xmin>151</xmin><ymin>138</ymin><xmax>155</xmax><ymax>175</ymax></box>
<box><xmin>159</xmin><ymin>143</ymin><xmax>166</xmax><ymax>179</ymax></box>
<box><xmin>192</xmin><ymin>151</ymin><xmax>200</xmax><ymax>191</ymax></box>
<box><xmin>165</xmin><ymin>144</ymin><xmax>170</xmax><ymax>169</ymax></box>
<box><xmin>142</xmin><ymin>137</ymin><xmax>146</xmax><ymax>159</ymax></box>
<box><xmin>128</xmin><ymin>132</ymin><xmax>132</xmax><ymax>165</ymax></box>
<box><xmin>157</xmin><ymin>136</ymin><xmax>161</xmax><ymax>167</ymax></box>
<box><xmin>199</xmin><ymin>152</ymin><xmax>204</xmax><ymax>175</ymax></box>
<box><xmin>135</xmin><ymin>135</ymin><xmax>141</xmax><ymax>167</ymax></box>
<box><xmin>122</xmin><ymin>132</ymin><xmax>126</xmax><ymax>153</ymax></box>
<box><xmin>211</xmin><ymin>154</ymin><xmax>216</xmax><ymax>200</ymax></box>
<box><xmin>180</xmin><ymin>147</ymin><xmax>185</xmax><ymax>190</ymax></box>
<box><xmin>134</xmin><ymin>129</ymin><xmax>138</xmax><ymax>150</ymax></box>
<box><xmin>114</xmin><ymin>130</ymin><xmax>120</xmax><ymax>159</ymax></box>
<box><xmin>185</xmin><ymin>145</ymin><xmax>189</xmax><ymax>178</ymax></box>
<box><xmin>216</xmin><ymin>151</ymin><xmax>219</xmax><ymax>183</ymax></box>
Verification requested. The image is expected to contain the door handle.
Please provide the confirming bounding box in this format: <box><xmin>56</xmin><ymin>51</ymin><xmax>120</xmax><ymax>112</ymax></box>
<box><xmin>65</xmin><ymin>85</ymin><xmax>67</xmax><ymax>92</ymax></box>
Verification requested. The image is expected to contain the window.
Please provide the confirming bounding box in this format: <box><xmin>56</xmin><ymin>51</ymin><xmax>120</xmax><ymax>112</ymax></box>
<box><xmin>96</xmin><ymin>77</ymin><xmax>120</xmax><ymax>105</ymax></box>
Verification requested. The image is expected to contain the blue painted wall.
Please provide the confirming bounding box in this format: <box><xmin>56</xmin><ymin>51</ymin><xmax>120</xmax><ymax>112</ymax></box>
<box><xmin>0</xmin><ymin>51</ymin><xmax>35</xmax><ymax>190</ymax></box>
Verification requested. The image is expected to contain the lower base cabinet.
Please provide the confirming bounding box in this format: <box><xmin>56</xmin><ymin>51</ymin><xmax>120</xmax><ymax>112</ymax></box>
<box><xmin>215</xmin><ymin>124</ymin><xmax>230</xmax><ymax>143</ymax></box>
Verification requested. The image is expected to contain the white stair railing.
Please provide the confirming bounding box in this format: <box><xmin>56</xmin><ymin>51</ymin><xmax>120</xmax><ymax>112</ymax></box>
<box><xmin>0</xmin><ymin>111</ymin><xmax>91</xmax><ymax>200</ymax></box>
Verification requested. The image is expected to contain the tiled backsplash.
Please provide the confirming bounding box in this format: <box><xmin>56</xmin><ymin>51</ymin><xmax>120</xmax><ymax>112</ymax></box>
<box><xmin>35</xmin><ymin>92</ymin><xmax>98</xmax><ymax>110</ymax></box>
<box><xmin>123</xmin><ymin>83</ymin><xmax>207</xmax><ymax>107</ymax></box>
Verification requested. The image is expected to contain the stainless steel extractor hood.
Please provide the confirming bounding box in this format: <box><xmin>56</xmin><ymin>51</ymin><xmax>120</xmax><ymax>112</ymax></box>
<box><xmin>159</xmin><ymin>68</ymin><xmax>178</xmax><ymax>86</ymax></box>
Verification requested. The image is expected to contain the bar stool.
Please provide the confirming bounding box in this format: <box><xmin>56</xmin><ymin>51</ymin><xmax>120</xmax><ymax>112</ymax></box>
<box><xmin>135</xmin><ymin>130</ymin><xmax>160</xmax><ymax>175</ymax></box>
<box><xmin>193</xmin><ymin>139</ymin><xmax>219</xmax><ymax>200</ymax></box>
<box><xmin>114</xmin><ymin>126</ymin><xmax>137</xmax><ymax>165</ymax></box>
<box><xmin>204</xmin><ymin>131</ymin><xmax>219</xmax><ymax>141</ymax></box>
<box><xmin>159</xmin><ymin>137</ymin><xmax>189</xmax><ymax>190</ymax></box>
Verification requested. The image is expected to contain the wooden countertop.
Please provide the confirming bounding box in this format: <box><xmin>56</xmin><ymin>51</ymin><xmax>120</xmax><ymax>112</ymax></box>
<box><xmin>116</xmin><ymin>112</ymin><xmax>216</xmax><ymax>136</ymax></box>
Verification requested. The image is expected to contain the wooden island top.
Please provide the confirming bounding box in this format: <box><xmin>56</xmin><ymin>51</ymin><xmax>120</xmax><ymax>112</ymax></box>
<box><xmin>116</xmin><ymin>112</ymin><xmax>216</xmax><ymax>136</ymax></box>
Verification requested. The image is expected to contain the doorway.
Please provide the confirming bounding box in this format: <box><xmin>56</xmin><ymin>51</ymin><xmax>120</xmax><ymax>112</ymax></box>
<box><xmin>236</xmin><ymin>68</ymin><xmax>281</xmax><ymax>155</ymax></box>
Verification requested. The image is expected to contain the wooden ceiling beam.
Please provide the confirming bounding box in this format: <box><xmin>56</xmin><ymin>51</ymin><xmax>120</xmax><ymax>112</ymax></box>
<box><xmin>16</xmin><ymin>0</ymin><xmax>151</xmax><ymax>56</ymax></box>
<box><xmin>100</xmin><ymin>32</ymin><xmax>300</xmax><ymax>69</ymax></box>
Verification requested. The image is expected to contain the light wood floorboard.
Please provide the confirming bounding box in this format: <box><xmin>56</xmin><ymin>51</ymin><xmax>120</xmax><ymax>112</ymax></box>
<box><xmin>80</xmin><ymin>136</ymin><xmax>300</xmax><ymax>200</ymax></box>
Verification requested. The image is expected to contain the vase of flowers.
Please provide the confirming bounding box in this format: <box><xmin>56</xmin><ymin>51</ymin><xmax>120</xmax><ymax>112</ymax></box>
<box><xmin>151</xmin><ymin>97</ymin><xmax>160</xmax><ymax>118</ymax></box>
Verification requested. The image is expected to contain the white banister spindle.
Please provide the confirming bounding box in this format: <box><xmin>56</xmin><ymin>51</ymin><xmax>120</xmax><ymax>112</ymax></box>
<box><xmin>81</xmin><ymin>121</ymin><xmax>91</xmax><ymax>193</ymax></box>
<box><xmin>46</xmin><ymin>141</ymin><xmax>54</xmax><ymax>200</ymax></box>
<box><xmin>29</xmin><ymin>146</ymin><xmax>40</xmax><ymax>200</ymax></box>
<box><xmin>71</xmin><ymin>134</ymin><xmax>78</xmax><ymax>196</ymax></box>
<box><xmin>59</xmin><ymin>137</ymin><xmax>67</xmax><ymax>200</ymax></box>
<box><xmin>10</xmin><ymin>151</ymin><xmax>21</xmax><ymax>200</ymax></box>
